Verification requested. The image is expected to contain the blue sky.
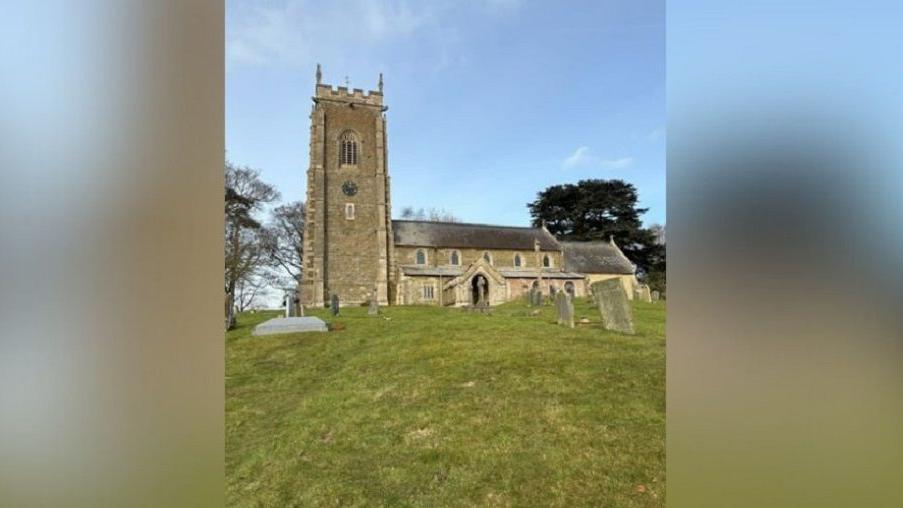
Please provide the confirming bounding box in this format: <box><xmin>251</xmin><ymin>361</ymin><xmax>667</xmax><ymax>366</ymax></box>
<box><xmin>226</xmin><ymin>0</ymin><xmax>665</xmax><ymax>226</ymax></box>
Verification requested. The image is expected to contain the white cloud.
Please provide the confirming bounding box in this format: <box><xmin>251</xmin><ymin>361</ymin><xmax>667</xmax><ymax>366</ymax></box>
<box><xmin>562</xmin><ymin>147</ymin><xmax>634</xmax><ymax>170</ymax></box>
<box><xmin>563</xmin><ymin>146</ymin><xmax>593</xmax><ymax>168</ymax></box>
<box><xmin>226</xmin><ymin>0</ymin><xmax>519</xmax><ymax>71</ymax></box>
<box><xmin>599</xmin><ymin>156</ymin><xmax>634</xmax><ymax>169</ymax></box>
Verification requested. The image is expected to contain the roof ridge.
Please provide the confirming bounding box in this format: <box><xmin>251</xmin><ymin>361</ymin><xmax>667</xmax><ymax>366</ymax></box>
<box><xmin>392</xmin><ymin>219</ymin><xmax>544</xmax><ymax>231</ymax></box>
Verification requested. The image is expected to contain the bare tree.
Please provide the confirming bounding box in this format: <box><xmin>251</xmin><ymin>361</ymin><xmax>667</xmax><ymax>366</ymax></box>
<box><xmin>260</xmin><ymin>201</ymin><xmax>305</xmax><ymax>286</ymax></box>
<box><xmin>225</xmin><ymin>161</ymin><xmax>279</xmax><ymax>328</ymax></box>
<box><xmin>399</xmin><ymin>206</ymin><xmax>460</xmax><ymax>222</ymax></box>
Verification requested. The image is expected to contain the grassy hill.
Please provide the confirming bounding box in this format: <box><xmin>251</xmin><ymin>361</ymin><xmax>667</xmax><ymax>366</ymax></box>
<box><xmin>226</xmin><ymin>298</ymin><xmax>665</xmax><ymax>507</ymax></box>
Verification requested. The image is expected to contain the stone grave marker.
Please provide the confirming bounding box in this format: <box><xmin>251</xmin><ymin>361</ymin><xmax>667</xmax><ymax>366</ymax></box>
<box><xmin>651</xmin><ymin>290</ymin><xmax>660</xmax><ymax>301</ymax></box>
<box><xmin>634</xmin><ymin>284</ymin><xmax>652</xmax><ymax>303</ymax></box>
<box><xmin>555</xmin><ymin>290</ymin><xmax>574</xmax><ymax>328</ymax></box>
<box><xmin>591</xmin><ymin>279</ymin><xmax>635</xmax><ymax>334</ymax></box>
<box><xmin>330</xmin><ymin>294</ymin><xmax>340</xmax><ymax>316</ymax></box>
<box><xmin>368</xmin><ymin>287</ymin><xmax>379</xmax><ymax>316</ymax></box>
<box><xmin>252</xmin><ymin>316</ymin><xmax>328</xmax><ymax>335</ymax></box>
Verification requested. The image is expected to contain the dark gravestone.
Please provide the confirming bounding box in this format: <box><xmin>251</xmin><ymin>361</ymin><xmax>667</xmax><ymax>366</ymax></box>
<box><xmin>591</xmin><ymin>279</ymin><xmax>634</xmax><ymax>334</ymax></box>
<box><xmin>530</xmin><ymin>287</ymin><xmax>542</xmax><ymax>307</ymax></box>
<box><xmin>330</xmin><ymin>294</ymin><xmax>340</xmax><ymax>316</ymax></box>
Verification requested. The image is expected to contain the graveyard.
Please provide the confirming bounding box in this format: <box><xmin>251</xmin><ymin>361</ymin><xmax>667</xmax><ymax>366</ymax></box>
<box><xmin>226</xmin><ymin>297</ymin><xmax>665</xmax><ymax>507</ymax></box>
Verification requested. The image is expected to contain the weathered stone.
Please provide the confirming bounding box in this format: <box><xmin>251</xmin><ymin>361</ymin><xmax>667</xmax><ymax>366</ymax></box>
<box><xmin>591</xmin><ymin>279</ymin><xmax>635</xmax><ymax>334</ymax></box>
<box><xmin>284</xmin><ymin>289</ymin><xmax>303</xmax><ymax>317</ymax></box>
<box><xmin>555</xmin><ymin>290</ymin><xmax>574</xmax><ymax>328</ymax></box>
<box><xmin>368</xmin><ymin>287</ymin><xmax>379</xmax><ymax>316</ymax></box>
<box><xmin>634</xmin><ymin>283</ymin><xmax>652</xmax><ymax>303</ymax></box>
<box><xmin>252</xmin><ymin>317</ymin><xmax>328</xmax><ymax>336</ymax></box>
<box><xmin>330</xmin><ymin>294</ymin><xmax>340</xmax><ymax>316</ymax></box>
<box><xmin>651</xmin><ymin>290</ymin><xmax>660</xmax><ymax>301</ymax></box>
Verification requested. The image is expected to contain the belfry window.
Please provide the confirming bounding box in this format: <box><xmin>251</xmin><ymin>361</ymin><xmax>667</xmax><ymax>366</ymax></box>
<box><xmin>340</xmin><ymin>131</ymin><xmax>358</xmax><ymax>165</ymax></box>
<box><xmin>415</xmin><ymin>249</ymin><xmax>427</xmax><ymax>265</ymax></box>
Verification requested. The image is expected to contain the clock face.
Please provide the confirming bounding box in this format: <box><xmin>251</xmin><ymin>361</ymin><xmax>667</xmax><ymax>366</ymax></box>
<box><xmin>342</xmin><ymin>180</ymin><xmax>358</xmax><ymax>196</ymax></box>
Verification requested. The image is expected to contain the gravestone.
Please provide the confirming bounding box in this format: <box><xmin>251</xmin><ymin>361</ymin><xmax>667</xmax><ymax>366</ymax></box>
<box><xmin>555</xmin><ymin>290</ymin><xmax>574</xmax><ymax>328</ymax></box>
<box><xmin>330</xmin><ymin>294</ymin><xmax>340</xmax><ymax>316</ymax></box>
<box><xmin>252</xmin><ymin>316</ymin><xmax>328</xmax><ymax>335</ymax></box>
<box><xmin>591</xmin><ymin>279</ymin><xmax>635</xmax><ymax>334</ymax></box>
<box><xmin>368</xmin><ymin>287</ymin><xmax>379</xmax><ymax>316</ymax></box>
<box><xmin>651</xmin><ymin>290</ymin><xmax>660</xmax><ymax>301</ymax></box>
<box><xmin>634</xmin><ymin>284</ymin><xmax>652</xmax><ymax>303</ymax></box>
<box><xmin>530</xmin><ymin>287</ymin><xmax>542</xmax><ymax>307</ymax></box>
<box><xmin>284</xmin><ymin>289</ymin><xmax>304</xmax><ymax>317</ymax></box>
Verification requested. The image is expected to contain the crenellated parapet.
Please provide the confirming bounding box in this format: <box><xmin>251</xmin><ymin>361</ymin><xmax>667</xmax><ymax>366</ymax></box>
<box><xmin>314</xmin><ymin>83</ymin><xmax>383</xmax><ymax>106</ymax></box>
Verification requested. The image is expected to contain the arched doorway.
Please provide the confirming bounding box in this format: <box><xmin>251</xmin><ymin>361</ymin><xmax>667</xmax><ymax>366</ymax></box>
<box><xmin>471</xmin><ymin>274</ymin><xmax>488</xmax><ymax>305</ymax></box>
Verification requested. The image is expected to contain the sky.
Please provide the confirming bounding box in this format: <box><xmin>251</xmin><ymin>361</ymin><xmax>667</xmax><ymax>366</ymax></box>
<box><xmin>226</xmin><ymin>0</ymin><xmax>665</xmax><ymax>227</ymax></box>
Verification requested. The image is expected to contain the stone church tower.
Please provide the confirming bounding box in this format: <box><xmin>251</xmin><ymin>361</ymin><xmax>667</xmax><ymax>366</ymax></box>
<box><xmin>299</xmin><ymin>66</ymin><xmax>394</xmax><ymax>307</ymax></box>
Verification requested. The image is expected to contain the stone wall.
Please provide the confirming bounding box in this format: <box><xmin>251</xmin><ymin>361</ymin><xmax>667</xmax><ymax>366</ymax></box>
<box><xmin>394</xmin><ymin>246</ymin><xmax>562</xmax><ymax>270</ymax></box>
<box><xmin>506</xmin><ymin>277</ymin><xmax>587</xmax><ymax>301</ymax></box>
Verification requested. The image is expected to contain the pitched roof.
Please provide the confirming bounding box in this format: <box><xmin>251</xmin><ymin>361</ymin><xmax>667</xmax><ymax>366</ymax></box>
<box><xmin>560</xmin><ymin>241</ymin><xmax>636</xmax><ymax>275</ymax></box>
<box><xmin>392</xmin><ymin>220</ymin><xmax>560</xmax><ymax>251</ymax></box>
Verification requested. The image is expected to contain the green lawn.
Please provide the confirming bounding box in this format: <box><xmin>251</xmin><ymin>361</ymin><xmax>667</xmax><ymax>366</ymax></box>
<box><xmin>226</xmin><ymin>298</ymin><xmax>665</xmax><ymax>507</ymax></box>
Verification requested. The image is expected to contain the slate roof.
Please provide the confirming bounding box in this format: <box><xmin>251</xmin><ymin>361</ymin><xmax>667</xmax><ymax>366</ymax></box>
<box><xmin>399</xmin><ymin>265</ymin><xmax>584</xmax><ymax>279</ymax></box>
<box><xmin>497</xmin><ymin>270</ymin><xmax>585</xmax><ymax>279</ymax></box>
<box><xmin>392</xmin><ymin>220</ymin><xmax>560</xmax><ymax>251</ymax></box>
<box><xmin>399</xmin><ymin>266</ymin><xmax>465</xmax><ymax>277</ymax></box>
<box><xmin>560</xmin><ymin>241</ymin><xmax>636</xmax><ymax>275</ymax></box>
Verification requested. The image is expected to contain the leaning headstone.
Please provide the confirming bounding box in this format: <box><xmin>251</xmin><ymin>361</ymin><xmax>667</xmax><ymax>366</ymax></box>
<box><xmin>252</xmin><ymin>316</ymin><xmax>328</xmax><ymax>335</ymax></box>
<box><xmin>555</xmin><ymin>290</ymin><xmax>574</xmax><ymax>328</ymax></box>
<box><xmin>651</xmin><ymin>290</ymin><xmax>660</xmax><ymax>301</ymax></box>
<box><xmin>368</xmin><ymin>287</ymin><xmax>379</xmax><ymax>316</ymax></box>
<box><xmin>330</xmin><ymin>294</ymin><xmax>340</xmax><ymax>316</ymax></box>
<box><xmin>554</xmin><ymin>290</ymin><xmax>566</xmax><ymax>325</ymax></box>
<box><xmin>591</xmin><ymin>279</ymin><xmax>635</xmax><ymax>334</ymax></box>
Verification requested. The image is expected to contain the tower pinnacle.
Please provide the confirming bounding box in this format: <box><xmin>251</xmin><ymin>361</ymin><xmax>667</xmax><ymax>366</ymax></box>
<box><xmin>315</xmin><ymin>63</ymin><xmax>322</xmax><ymax>85</ymax></box>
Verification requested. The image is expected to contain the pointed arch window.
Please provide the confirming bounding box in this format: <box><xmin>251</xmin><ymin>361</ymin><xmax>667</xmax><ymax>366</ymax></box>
<box><xmin>542</xmin><ymin>254</ymin><xmax>551</xmax><ymax>268</ymax></box>
<box><xmin>514</xmin><ymin>254</ymin><xmax>523</xmax><ymax>267</ymax></box>
<box><xmin>449</xmin><ymin>250</ymin><xmax>460</xmax><ymax>266</ymax></box>
<box><xmin>340</xmin><ymin>131</ymin><xmax>359</xmax><ymax>165</ymax></box>
<box><xmin>415</xmin><ymin>249</ymin><xmax>427</xmax><ymax>265</ymax></box>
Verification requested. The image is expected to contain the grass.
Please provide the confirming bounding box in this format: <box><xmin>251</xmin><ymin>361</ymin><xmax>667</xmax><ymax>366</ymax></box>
<box><xmin>226</xmin><ymin>298</ymin><xmax>665</xmax><ymax>507</ymax></box>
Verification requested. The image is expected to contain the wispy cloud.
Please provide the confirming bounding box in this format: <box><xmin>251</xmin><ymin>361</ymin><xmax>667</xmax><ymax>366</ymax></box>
<box><xmin>563</xmin><ymin>147</ymin><xmax>634</xmax><ymax>170</ymax></box>
<box><xmin>563</xmin><ymin>146</ymin><xmax>593</xmax><ymax>168</ymax></box>
<box><xmin>227</xmin><ymin>0</ymin><xmax>520</xmax><ymax>71</ymax></box>
<box><xmin>600</xmin><ymin>156</ymin><xmax>634</xmax><ymax>169</ymax></box>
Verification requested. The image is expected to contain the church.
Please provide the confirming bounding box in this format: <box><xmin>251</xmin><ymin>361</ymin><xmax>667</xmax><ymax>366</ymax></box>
<box><xmin>299</xmin><ymin>68</ymin><xmax>639</xmax><ymax>307</ymax></box>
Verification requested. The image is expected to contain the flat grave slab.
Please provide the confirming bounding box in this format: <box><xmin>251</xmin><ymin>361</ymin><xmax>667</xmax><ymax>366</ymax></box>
<box><xmin>252</xmin><ymin>317</ymin><xmax>328</xmax><ymax>336</ymax></box>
